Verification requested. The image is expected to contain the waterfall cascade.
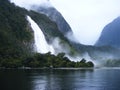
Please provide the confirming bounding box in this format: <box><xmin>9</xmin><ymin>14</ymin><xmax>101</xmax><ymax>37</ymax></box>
<box><xmin>27</xmin><ymin>16</ymin><xmax>54</xmax><ymax>54</ymax></box>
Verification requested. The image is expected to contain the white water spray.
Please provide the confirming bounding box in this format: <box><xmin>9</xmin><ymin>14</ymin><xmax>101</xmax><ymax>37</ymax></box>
<box><xmin>27</xmin><ymin>16</ymin><xmax>54</xmax><ymax>54</ymax></box>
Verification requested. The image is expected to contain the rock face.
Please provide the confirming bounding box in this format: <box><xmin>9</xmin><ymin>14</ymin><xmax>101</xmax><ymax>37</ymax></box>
<box><xmin>32</xmin><ymin>6</ymin><xmax>72</xmax><ymax>35</ymax></box>
<box><xmin>95</xmin><ymin>17</ymin><xmax>120</xmax><ymax>48</ymax></box>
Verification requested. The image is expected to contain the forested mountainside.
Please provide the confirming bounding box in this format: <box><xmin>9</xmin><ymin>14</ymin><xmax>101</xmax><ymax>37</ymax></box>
<box><xmin>1</xmin><ymin>0</ymin><xmax>92</xmax><ymax>68</ymax></box>
<box><xmin>0</xmin><ymin>0</ymin><xmax>34</xmax><ymax>60</ymax></box>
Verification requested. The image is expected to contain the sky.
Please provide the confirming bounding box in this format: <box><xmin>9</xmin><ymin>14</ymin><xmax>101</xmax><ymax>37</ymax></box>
<box><xmin>10</xmin><ymin>0</ymin><xmax>120</xmax><ymax>45</ymax></box>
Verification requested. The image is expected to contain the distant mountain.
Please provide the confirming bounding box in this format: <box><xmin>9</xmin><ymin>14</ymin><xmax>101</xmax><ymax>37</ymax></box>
<box><xmin>31</xmin><ymin>6</ymin><xmax>72</xmax><ymax>35</ymax></box>
<box><xmin>95</xmin><ymin>17</ymin><xmax>120</xmax><ymax>48</ymax></box>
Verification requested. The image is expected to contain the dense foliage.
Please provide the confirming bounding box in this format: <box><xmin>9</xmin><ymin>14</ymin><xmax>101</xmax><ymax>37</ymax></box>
<box><xmin>0</xmin><ymin>0</ymin><xmax>33</xmax><ymax>62</ymax></box>
<box><xmin>0</xmin><ymin>52</ymin><xmax>94</xmax><ymax>68</ymax></box>
<box><xmin>24</xmin><ymin>52</ymin><xmax>94</xmax><ymax>68</ymax></box>
<box><xmin>105</xmin><ymin>59</ymin><xmax>120</xmax><ymax>67</ymax></box>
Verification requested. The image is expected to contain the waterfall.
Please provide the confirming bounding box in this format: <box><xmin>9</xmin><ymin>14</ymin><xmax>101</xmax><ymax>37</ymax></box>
<box><xmin>27</xmin><ymin>16</ymin><xmax>54</xmax><ymax>54</ymax></box>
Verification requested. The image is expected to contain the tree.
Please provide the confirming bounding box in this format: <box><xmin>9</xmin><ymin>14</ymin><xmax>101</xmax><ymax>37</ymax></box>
<box><xmin>80</xmin><ymin>58</ymin><xmax>86</xmax><ymax>63</ymax></box>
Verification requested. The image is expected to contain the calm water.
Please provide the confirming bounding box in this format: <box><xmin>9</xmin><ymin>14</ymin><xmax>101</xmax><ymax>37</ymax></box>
<box><xmin>0</xmin><ymin>68</ymin><xmax>120</xmax><ymax>90</ymax></box>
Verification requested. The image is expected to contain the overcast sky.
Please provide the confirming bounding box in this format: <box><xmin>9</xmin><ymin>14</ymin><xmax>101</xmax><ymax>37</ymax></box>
<box><xmin>10</xmin><ymin>0</ymin><xmax>120</xmax><ymax>45</ymax></box>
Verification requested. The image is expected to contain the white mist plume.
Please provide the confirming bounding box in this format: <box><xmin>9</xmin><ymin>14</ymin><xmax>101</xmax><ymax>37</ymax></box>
<box><xmin>65</xmin><ymin>32</ymin><xmax>79</xmax><ymax>43</ymax></box>
<box><xmin>92</xmin><ymin>51</ymin><xmax>120</xmax><ymax>67</ymax></box>
<box><xmin>10</xmin><ymin>0</ymin><xmax>52</xmax><ymax>10</ymax></box>
<box><xmin>27</xmin><ymin>16</ymin><xmax>54</xmax><ymax>54</ymax></box>
<box><xmin>51</xmin><ymin>37</ymin><xmax>98</xmax><ymax>66</ymax></box>
<box><xmin>51</xmin><ymin>37</ymin><xmax>70</xmax><ymax>55</ymax></box>
<box><xmin>67</xmin><ymin>52</ymin><xmax>92</xmax><ymax>62</ymax></box>
<box><xmin>82</xmin><ymin>52</ymin><xmax>99</xmax><ymax>66</ymax></box>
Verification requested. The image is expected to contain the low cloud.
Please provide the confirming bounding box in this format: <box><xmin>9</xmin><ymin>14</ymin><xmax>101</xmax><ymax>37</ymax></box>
<box><xmin>10</xmin><ymin>0</ymin><xmax>52</xmax><ymax>10</ymax></box>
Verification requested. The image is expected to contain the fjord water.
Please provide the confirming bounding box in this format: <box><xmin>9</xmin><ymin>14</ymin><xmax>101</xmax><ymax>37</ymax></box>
<box><xmin>0</xmin><ymin>68</ymin><xmax>120</xmax><ymax>90</ymax></box>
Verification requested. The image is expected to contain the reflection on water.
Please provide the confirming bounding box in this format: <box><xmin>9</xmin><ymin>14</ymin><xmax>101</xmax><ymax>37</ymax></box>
<box><xmin>31</xmin><ymin>69</ymin><xmax>94</xmax><ymax>90</ymax></box>
<box><xmin>0</xmin><ymin>68</ymin><xmax>120</xmax><ymax>90</ymax></box>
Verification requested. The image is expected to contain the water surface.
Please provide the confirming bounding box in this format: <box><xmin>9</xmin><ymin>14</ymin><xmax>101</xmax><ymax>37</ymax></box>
<box><xmin>0</xmin><ymin>68</ymin><xmax>120</xmax><ymax>90</ymax></box>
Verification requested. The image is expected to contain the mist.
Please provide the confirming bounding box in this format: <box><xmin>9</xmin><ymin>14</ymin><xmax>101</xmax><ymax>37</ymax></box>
<box><xmin>10</xmin><ymin>0</ymin><xmax>52</xmax><ymax>10</ymax></box>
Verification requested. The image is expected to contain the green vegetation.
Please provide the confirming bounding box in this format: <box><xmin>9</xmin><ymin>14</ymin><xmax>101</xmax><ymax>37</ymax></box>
<box><xmin>24</xmin><ymin>52</ymin><xmax>94</xmax><ymax>68</ymax></box>
<box><xmin>105</xmin><ymin>59</ymin><xmax>120</xmax><ymax>67</ymax></box>
<box><xmin>0</xmin><ymin>0</ymin><xmax>34</xmax><ymax>64</ymax></box>
<box><xmin>0</xmin><ymin>52</ymin><xmax>94</xmax><ymax>68</ymax></box>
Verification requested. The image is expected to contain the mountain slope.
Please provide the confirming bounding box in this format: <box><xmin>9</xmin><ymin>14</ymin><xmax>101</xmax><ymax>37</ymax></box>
<box><xmin>28</xmin><ymin>10</ymin><xmax>78</xmax><ymax>55</ymax></box>
<box><xmin>0</xmin><ymin>0</ymin><xmax>34</xmax><ymax>60</ymax></box>
<box><xmin>95</xmin><ymin>17</ymin><xmax>120</xmax><ymax>48</ymax></box>
<box><xmin>31</xmin><ymin>6</ymin><xmax>72</xmax><ymax>35</ymax></box>
<box><xmin>0</xmin><ymin>0</ymin><xmax>78</xmax><ymax>58</ymax></box>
